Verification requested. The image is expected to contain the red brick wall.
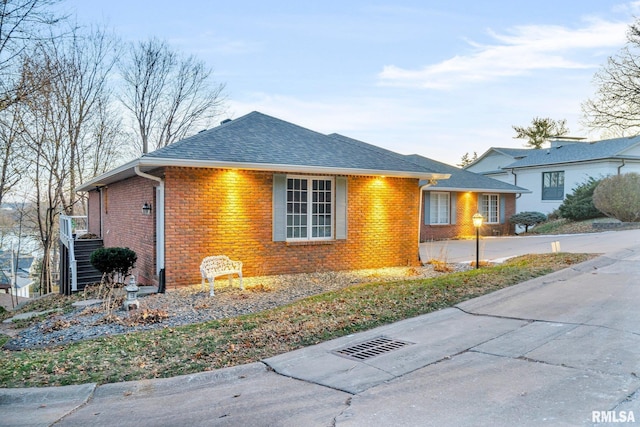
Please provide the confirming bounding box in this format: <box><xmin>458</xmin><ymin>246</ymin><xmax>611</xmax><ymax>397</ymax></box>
<box><xmin>162</xmin><ymin>168</ymin><xmax>420</xmax><ymax>288</ymax></box>
<box><xmin>87</xmin><ymin>168</ymin><xmax>421</xmax><ymax>289</ymax></box>
<box><xmin>87</xmin><ymin>190</ymin><xmax>101</xmax><ymax>236</ymax></box>
<box><xmin>420</xmin><ymin>191</ymin><xmax>516</xmax><ymax>241</ymax></box>
<box><xmin>93</xmin><ymin>176</ymin><xmax>158</xmax><ymax>285</ymax></box>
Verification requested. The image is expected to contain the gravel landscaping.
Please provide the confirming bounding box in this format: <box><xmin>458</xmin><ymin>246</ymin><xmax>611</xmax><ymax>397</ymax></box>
<box><xmin>3</xmin><ymin>264</ymin><xmax>469</xmax><ymax>350</ymax></box>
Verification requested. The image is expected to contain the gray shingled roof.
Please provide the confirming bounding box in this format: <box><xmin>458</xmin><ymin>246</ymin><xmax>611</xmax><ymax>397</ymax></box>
<box><xmin>76</xmin><ymin>111</ymin><xmax>449</xmax><ymax>191</ymax></box>
<box><xmin>143</xmin><ymin>111</ymin><xmax>440</xmax><ymax>175</ymax></box>
<box><xmin>506</xmin><ymin>136</ymin><xmax>640</xmax><ymax>168</ymax></box>
<box><xmin>405</xmin><ymin>154</ymin><xmax>530</xmax><ymax>193</ymax></box>
<box><xmin>490</xmin><ymin>147</ymin><xmax>531</xmax><ymax>158</ymax></box>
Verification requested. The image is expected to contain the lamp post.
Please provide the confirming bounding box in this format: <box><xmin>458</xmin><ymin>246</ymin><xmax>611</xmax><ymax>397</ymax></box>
<box><xmin>472</xmin><ymin>212</ymin><xmax>484</xmax><ymax>269</ymax></box>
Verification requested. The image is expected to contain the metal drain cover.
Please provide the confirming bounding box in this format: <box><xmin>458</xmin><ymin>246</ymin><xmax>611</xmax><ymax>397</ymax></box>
<box><xmin>333</xmin><ymin>336</ymin><xmax>414</xmax><ymax>361</ymax></box>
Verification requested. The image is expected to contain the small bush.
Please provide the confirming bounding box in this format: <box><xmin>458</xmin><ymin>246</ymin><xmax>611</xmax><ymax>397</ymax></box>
<box><xmin>509</xmin><ymin>211</ymin><xmax>547</xmax><ymax>232</ymax></box>
<box><xmin>546</xmin><ymin>209</ymin><xmax>561</xmax><ymax>221</ymax></box>
<box><xmin>593</xmin><ymin>173</ymin><xmax>640</xmax><ymax>222</ymax></box>
<box><xmin>90</xmin><ymin>247</ymin><xmax>137</xmax><ymax>284</ymax></box>
<box><xmin>558</xmin><ymin>177</ymin><xmax>604</xmax><ymax>221</ymax></box>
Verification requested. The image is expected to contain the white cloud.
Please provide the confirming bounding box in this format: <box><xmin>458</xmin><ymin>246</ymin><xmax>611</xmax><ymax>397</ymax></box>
<box><xmin>378</xmin><ymin>18</ymin><xmax>629</xmax><ymax>90</ymax></box>
<box><xmin>227</xmin><ymin>93</ymin><xmax>440</xmax><ymax>134</ymax></box>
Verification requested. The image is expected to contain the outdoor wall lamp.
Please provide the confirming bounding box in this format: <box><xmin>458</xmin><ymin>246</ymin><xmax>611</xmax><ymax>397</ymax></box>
<box><xmin>472</xmin><ymin>212</ymin><xmax>484</xmax><ymax>269</ymax></box>
<box><xmin>142</xmin><ymin>202</ymin><xmax>152</xmax><ymax>216</ymax></box>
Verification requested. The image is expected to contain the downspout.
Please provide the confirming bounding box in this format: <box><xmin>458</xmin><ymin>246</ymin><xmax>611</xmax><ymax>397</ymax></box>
<box><xmin>418</xmin><ymin>179</ymin><xmax>438</xmax><ymax>263</ymax></box>
<box><xmin>508</xmin><ymin>168</ymin><xmax>522</xmax><ymax>199</ymax></box>
<box><xmin>618</xmin><ymin>159</ymin><xmax>626</xmax><ymax>175</ymax></box>
<box><xmin>98</xmin><ymin>187</ymin><xmax>103</xmax><ymax>237</ymax></box>
<box><xmin>134</xmin><ymin>166</ymin><xmax>165</xmax><ymax>276</ymax></box>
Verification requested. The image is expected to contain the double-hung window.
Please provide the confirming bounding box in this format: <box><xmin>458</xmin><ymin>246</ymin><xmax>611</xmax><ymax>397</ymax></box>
<box><xmin>286</xmin><ymin>176</ymin><xmax>333</xmax><ymax>240</ymax></box>
<box><xmin>542</xmin><ymin>171</ymin><xmax>564</xmax><ymax>200</ymax></box>
<box><xmin>429</xmin><ymin>192</ymin><xmax>450</xmax><ymax>225</ymax></box>
<box><xmin>481</xmin><ymin>194</ymin><xmax>499</xmax><ymax>224</ymax></box>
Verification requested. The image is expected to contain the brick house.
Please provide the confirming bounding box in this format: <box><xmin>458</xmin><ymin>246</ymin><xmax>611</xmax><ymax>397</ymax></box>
<box><xmin>405</xmin><ymin>155</ymin><xmax>529</xmax><ymax>241</ymax></box>
<box><xmin>76</xmin><ymin>112</ymin><xmax>451</xmax><ymax>289</ymax></box>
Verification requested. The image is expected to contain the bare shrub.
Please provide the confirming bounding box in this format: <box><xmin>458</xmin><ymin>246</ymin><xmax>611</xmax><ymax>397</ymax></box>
<box><xmin>593</xmin><ymin>173</ymin><xmax>640</xmax><ymax>222</ymax></box>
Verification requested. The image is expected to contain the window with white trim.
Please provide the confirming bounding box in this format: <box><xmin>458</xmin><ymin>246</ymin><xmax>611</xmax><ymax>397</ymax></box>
<box><xmin>481</xmin><ymin>194</ymin><xmax>499</xmax><ymax>224</ymax></box>
<box><xmin>286</xmin><ymin>176</ymin><xmax>333</xmax><ymax>240</ymax></box>
<box><xmin>429</xmin><ymin>192</ymin><xmax>450</xmax><ymax>225</ymax></box>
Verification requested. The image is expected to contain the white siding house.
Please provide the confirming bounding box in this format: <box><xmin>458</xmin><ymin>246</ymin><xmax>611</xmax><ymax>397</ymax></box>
<box><xmin>466</xmin><ymin>136</ymin><xmax>640</xmax><ymax>215</ymax></box>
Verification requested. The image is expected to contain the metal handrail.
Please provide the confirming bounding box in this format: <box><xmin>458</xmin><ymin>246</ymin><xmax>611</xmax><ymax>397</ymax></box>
<box><xmin>59</xmin><ymin>215</ymin><xmax>87</xmax><ymax>292</ymax></box>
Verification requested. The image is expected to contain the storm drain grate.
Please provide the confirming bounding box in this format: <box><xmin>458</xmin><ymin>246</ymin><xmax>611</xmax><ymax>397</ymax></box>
<box><xmin>332</xmin><ymin>336</ymin><xmax>414</xmax><ymax>361</ymax></box>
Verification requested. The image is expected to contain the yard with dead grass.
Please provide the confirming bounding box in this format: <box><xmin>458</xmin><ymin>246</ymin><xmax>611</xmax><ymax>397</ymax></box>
<box><xmin>0</xmin><ymin>253</ymin><xmax>594</xmax><ymax>388</ymax></box>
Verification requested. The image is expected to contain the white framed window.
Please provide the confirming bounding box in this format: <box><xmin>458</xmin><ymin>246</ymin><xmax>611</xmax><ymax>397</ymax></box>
<box><xmin>286</xmin><ymin>176</ymin><xmax>334</xmax><ymax>240</ymax></box>
<box><xmin>481</xmin><ymin>194</ymin><xmax>499</xmax><ymax>224</ymax></box>
<box><xmin>429</xmin><ymin>192</ymin><xmax>450</xmax><ymax>225</ymax></box>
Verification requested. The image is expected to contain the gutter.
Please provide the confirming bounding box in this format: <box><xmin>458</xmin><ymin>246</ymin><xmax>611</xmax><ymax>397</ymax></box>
<box><xmin>134</xmin><ymin>165</ymin><xmax>162</xmax><ymax>185</ymax></box>
<box><xmin>137</xmin><ymin>157</ymin><xmax>449</xmax><ymax>180</ymax></box>
<box><xmin>76</xmin><ymin>158</ymin><xmax>450</xmax><ymax>192</ymax></box>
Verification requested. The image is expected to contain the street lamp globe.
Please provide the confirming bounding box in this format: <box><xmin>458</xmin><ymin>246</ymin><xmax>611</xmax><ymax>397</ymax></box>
<box><xmin>472</xmin><ymin>212</ymin><xmax>484</xmax><ymax>228</ymax></box>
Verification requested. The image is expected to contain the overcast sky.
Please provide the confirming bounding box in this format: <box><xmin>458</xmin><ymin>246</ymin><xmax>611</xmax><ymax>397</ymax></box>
<box><xmin>61</xmin><ymin>0</ymin><xmax>639</xmax><ymax>165</ymax></box>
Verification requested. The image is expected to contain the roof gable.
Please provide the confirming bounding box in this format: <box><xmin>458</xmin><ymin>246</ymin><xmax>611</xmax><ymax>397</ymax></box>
<box><xmin>465</xmin><ymin>147</ymin><xmax>530</xmax><ymax>174</ymax></box>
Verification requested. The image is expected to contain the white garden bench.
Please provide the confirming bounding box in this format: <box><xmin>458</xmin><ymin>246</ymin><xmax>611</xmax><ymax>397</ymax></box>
<box><xmin>200</xmin><ymin>255</ymin><xmax>244</xmax><ymax>296</ymax></box>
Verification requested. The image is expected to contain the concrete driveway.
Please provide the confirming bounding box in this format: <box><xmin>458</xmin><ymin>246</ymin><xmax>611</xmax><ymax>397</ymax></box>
<box><xmin>420</xmin><ymin>228</ymin><xmax>640</xmax><ymax>264</ymax></box>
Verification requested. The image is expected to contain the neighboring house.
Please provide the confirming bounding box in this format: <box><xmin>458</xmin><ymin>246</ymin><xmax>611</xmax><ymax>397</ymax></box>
<box><xmin>466</xmin><ymin>136</ymin><xmax>640</xmax><ymax>214</ymax></box>
<box><xmin>0</xmin><ymin>251</ymin><xmax>33</xmax><ymax>298</ymax></box>
<box><xmin>75</xmin><ymin>111</ymin><xmax>451</xmax><ymax>289</ymax></box>
<box><xmin>405</xmin><ymin>155</ymin><xmax>529</xmax><ymax>241</ymax></box>
<box><xmin>0</xmin><ymin>268</ymin><xmax>32</xmax><ymax>298</ymax></box>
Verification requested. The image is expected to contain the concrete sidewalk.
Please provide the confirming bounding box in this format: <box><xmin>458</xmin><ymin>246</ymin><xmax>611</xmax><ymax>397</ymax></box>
<box><xmin>2</xmin><ymin>231</ymin><xmax>640</xmax><ymax>426</ymax></box>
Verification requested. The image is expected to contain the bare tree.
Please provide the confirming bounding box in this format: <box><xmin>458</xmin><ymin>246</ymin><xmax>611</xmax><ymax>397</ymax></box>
<box><xmin>0</xmin><ymin>0</ymin><xmax>66</xmax><ymax>111</ymax></box>
<box><xmin>512</xmin><ymin>117</ymin><xmax>569</xmax><ymax>149</ymax></box>
<box><xmin>583</xmin><ymin>19</ymin><xmax>640</xmax><ymax>135</ymax></box>
<box><xmin>119</xmin><ymin>38</ymin><xmax>226</xmax><ymax>153</ymax></box>
<box><xmin>0</xmin><ymin>103</ymin><xmax>28</xmax><ymax>206</ymax></box>
<box><xmin>17</xmin><ymin>26</ymin><xmax>124</xmax><ymax>293</ymax></box>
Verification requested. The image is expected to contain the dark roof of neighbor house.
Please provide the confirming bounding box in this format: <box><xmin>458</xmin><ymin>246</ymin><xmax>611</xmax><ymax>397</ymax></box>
<box><xmin>0</xmin><ymin>252</ymin><xmax>33</xmax><ymax>273</ymax></box>
<box><xmin>77</xmin><ymin>111</ymin><xmax>449</xmax><ymax>191</ymax></box>
<box><xmin>506</xmin><ymin>136</ymin><xmax>640</xmax><ymax>168</ymax></box>
<box><xmin>487</xmin><ymin>147</ymin><xmax>532</xmax><ymax>158</ymax></box>
<box><xmin>405</xmin><ymin>154</ymin><xmax>530</xmax><ymax>193</ymax></box>
<box><xmin>469</xmin><ymin>136</ymin><xmax>640</xmax><ymax>173</ymax></box>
